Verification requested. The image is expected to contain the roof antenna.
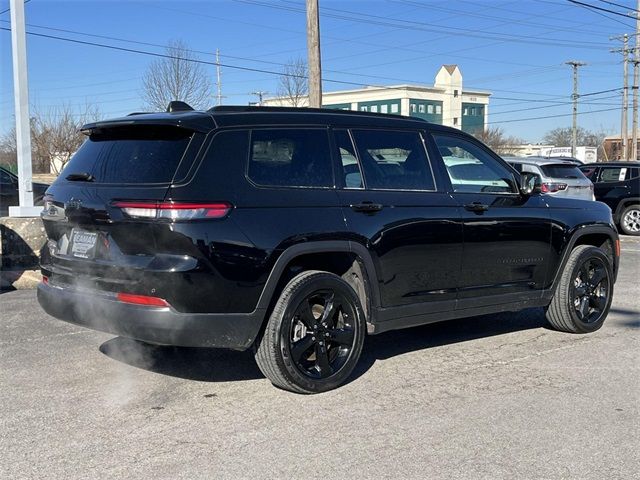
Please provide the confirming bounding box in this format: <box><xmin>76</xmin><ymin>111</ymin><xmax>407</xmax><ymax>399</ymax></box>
<box><xmin>167</xmin><ymin>101</ymin><xmax>194</xmax><ymax>112</ymax></box>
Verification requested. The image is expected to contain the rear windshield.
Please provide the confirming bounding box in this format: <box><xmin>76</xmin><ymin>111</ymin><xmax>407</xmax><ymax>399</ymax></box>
<box><xmin>63</xmin><ymin>125</ymin><xmax>193</xmax><ymax>184</ymax></box>
<box><xmin>540</xmin><ymin>164</ymin><xmax>584</xmax><ymax>179</ymax></box>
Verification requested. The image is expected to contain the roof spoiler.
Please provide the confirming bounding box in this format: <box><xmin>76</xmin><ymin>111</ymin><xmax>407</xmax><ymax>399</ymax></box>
<box><xmin>167</xmin><ymin>101</ymin><xmax>194</xmax><ymax>112</ymax></box>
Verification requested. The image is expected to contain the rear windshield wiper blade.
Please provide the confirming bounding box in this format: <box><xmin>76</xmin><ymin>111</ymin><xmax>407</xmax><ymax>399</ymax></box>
<box><xmin>66</xmin><ymin>172</ymin><xmax>95</xmax><ymax>182</ymax></box>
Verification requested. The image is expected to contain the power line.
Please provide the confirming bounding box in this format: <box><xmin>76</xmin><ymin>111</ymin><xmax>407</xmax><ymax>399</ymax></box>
<box><xmin>567</xmin><ymin>0</ymin><xmax>637</xmax><ymax>19</ymax></box>
<box><xmin>487</xmin><ymin>107</ymin><xmax>619</xmax><ymax>125</ymax></box>
<box><xmin>0</xmin><ymin>0</ymin><xmax>30</xmax><ymax>16</ymax></box>
<box><xmin>235</xmin><ymin>0</ymin><xmax>613</xmax><ymax>49</ymax></box>
<box><xmin>596</xmin><ymin>0</ymin><xmax>640</xmax><ymax>13</ymax></box>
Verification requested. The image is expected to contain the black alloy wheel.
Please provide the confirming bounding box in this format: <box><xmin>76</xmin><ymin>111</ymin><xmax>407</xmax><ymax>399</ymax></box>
<box><xmin>255</xmin><ymin>270</ymin><xmax>366</xmax><ymax>394</ymax></box>
<box><xmin>287</xmin><ymin>289</ymin><xmax>356</xmax><ymax>379</ymax></box>
<box><xmin>546</xmin><ymin>245</ymin><xmax>613</xmax><ymax>334</ymax></box>
<box><xmin>571</xmin><ymin>257</ymin><xmax>610</xmax><ymax>324</ymax></box>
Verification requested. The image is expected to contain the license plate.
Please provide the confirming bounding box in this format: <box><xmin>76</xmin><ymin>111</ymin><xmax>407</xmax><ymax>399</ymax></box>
<box><xmin>70</xmin><ymin>230</ymin><xmax>98</xmax><ymax>259</ymax></box>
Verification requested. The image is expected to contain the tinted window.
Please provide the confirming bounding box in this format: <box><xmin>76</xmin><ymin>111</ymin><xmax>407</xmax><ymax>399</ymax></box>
<box><xmin>540</xmin><ymin>164</ymin><xmax>584</xmax><ymax>179</ymax></box>
<box><xmin>432</xmin><ymin>134</ymin><xmax>515</xmax><ymax>193</ymax></box>
<box><xmin>248</xmin><ymin>129</ymin><xmax>333</xmax><ymax>188</ymax></box>
<box><xmin>63</xmin><ymin>125</ymin><xmax>193</xmax><ymax>184</ymax></box>
<box><xmin>600</xmin><ymin>167</ymin><xmax>628</xmax><ymax>183</ymax></box>
<box><xmin>351</xmin><ymin>130</ymin><xmax>435</xmax><ymax>190</ymax></box>
<box><xmin>510</xmin><ymin>163</ymin><xmax>523</xmax><ymax>173</ymax></box>
<box><xmin>631</xmin><ymin>168</ymin><xmax>640</xmax><ymax>179</ymax></box>
<box><xmin>334</xmin><ymin>130</ymin><xmax>363</xmax><ymax>188</ymax></box>
<box><xmin>579</xmin><ymin>166</ymin><xmax>598</xmax><ymax>180</ymax></box>
<box><xmin>0</xmin><ymin>169</ymin><xmax>14</xmax><ymax>185</ymax></box>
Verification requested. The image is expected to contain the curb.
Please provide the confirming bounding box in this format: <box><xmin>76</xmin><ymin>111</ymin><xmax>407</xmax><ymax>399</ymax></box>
<box><xmin>0</xmin><ymin>269</ymin><xmax>41</xmax><ymax>290</ymax></box>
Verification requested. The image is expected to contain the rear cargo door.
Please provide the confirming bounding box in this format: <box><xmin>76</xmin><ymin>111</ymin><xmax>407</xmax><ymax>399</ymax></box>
<box><xmin>41</xmin><ymin>124</ymin><xmax>204</xmax><ymax>281</ymax></box>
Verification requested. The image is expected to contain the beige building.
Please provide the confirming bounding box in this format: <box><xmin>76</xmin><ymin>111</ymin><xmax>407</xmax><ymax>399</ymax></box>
<box><xmin>263</xmin><ymin>65</ymin><xmax>491</xmax><ymax>134</ymax></box>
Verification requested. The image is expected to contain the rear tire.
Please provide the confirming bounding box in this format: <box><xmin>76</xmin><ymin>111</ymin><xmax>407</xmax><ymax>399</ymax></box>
<box><xmin>619</xmin><ymin>205</ymin><xmax>640</xmax><ymax>236</ymax></box>
<box><xmin>254</xmin><ymin>270</ymin><xmax>366</xmax><ymax>394</ymax></box>
<box><xmin>546</xmin><ymin>245</ymin><xmax>613</xmax><ymax>333</ymax></box>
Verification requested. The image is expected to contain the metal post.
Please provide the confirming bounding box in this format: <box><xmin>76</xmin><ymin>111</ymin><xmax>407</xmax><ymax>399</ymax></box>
<box><xmin>566</xmin><ymin>61</ymin><xmax>586</xmax><ymax>158</ymax></box>
<box><xmin>9</xmin><ymin>0</ymin><xmax>40</xmax><ymax>217</ymax></box>
<box><xmin>633</xmin><ymin>1</ymin><xmax>640</xmax><ymax>160</ymax></box>
<box><xmin>622</xmin><ymin>34</ymin><xmax>629</xmax><ymax>160</ymax></box>
<box><xmin>215</xmin><ymin>49</ymin><xmax>222</xmax><ymax>106</ymax></box>
<box><xmin>306</xmin><ymin>0</ymin><xmax>322</xmax><ymax>107</ymax></box>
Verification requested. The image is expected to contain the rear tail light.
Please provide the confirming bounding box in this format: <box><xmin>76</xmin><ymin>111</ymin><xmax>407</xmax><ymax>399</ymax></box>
<box><xmin>540</xmin><ymin>182</ymin><xmax>568</xmax><ymax>193</ymax></box>
<box><xmin>116</xmin><ymin>292</ymin><xmax>170</xmax><ymax>308</ymax></box>
<box><xmin>112</xmin><ymin>201</ymin><xmax>232</xmax><ymax>220</ymax></box>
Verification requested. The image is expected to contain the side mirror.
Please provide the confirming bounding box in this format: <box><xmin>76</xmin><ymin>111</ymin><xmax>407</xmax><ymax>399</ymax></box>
<box><xmin>520</xmin><ymin>172</ymin><xmax>541</xmax><ymax>195</ymax></box>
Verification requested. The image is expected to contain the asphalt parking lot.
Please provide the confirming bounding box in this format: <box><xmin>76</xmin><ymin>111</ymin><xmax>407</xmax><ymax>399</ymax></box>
<box><xmin>1</xmin><ymin>237</ymin><xmax>639</xmax><ymax>479</ymax></box>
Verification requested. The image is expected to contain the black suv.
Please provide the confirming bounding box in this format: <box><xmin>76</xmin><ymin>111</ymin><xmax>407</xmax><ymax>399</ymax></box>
<box><xmin>38</xmin><ymin>105</ymin><xmax>620</xmax><ymax>393</ymax></box>
<box><xmin>579</xmin><ymin>162</ymin><xmax>640</xmax><ymax>236</ymax></box>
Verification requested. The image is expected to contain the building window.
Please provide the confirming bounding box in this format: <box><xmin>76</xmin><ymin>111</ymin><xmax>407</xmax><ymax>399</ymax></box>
<box><xmin>360</xmin><ymin>106</ymin><xmax>368</xmax><ymax>112</ymax></box>
<box><xmin>391</xmin><ymin>104</ymin><xmax>399</xmax><ymax>113</ymax></box>
<box><xmin>453</xmin><ymin>117</ymin><xmax>458</xmax><ymax>125</ymax></box>
<box><xmin>381</xmin><ymin>104</ymin><xmax>388</xmax><ymax>113</ymax></box>
<box><xmin>427</xmin><ymin>104</ymin><xmax>434</xmax><ymax>114</ymax></box>
<box><xmin>371</xmin><ymin>105</ymin><xmax>378</xmax><ymax>113</ymax></box>
<box><xmin>419</xmin><ymin>104</ymin><xmax>425</xmax><ymax>113</ymax></box>
<box><xmin>436</xmin><ymin>105</ymin><xmax>442</xmax><ymax>114</ymax></box>
<box><xmin>410</xmin><ymin>104</ymin><xmax>416</xmax><ymax>113</ymax></box>
<box><xmin>471</xmin><ymin>107</ymin><xmax>476</xmax><ymax>115</ymax></box>
<box><xmin>463</xmin><ymin>107</ymin><xmax>468</xmax><ymax>115</ymax></box>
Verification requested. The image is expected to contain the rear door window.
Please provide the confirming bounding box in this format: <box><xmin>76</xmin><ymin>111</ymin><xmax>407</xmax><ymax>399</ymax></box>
<box><xmin>350</xmin><ymin>129</ymin><xmax>435</xmax><ymax>190</ymax></box>
<box><xmin>248</xmin><ymin>129</ymin><xmax>333</xmax><ymax>188</ymax></box>
<box><xmin>63</xmin><ymin>125</ymin><xmax>194</xmax><ymax>184</ymax></box>
<box><xmin>579</xmin><ymin>166</ymin><xmax>598</xmax><ymax>180</ymax></box>
<box><xmin>599</xmin><ymin>167</ymin><xmax>627</xmax><ymax>182</ymax></box>
<box><xmin>540</xmin><ymin>164</ymin><xmax>584</xmax><ymax>179</ymax></box>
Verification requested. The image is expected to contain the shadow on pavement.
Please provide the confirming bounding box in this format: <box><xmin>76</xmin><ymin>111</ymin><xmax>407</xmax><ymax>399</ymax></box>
<box><xmin>100</xmin><ymin>307</ymin><xmax>548</xmax><ymax>385</ymax></box>
<box><xmin>99</xmin><ymin>338</ymin><xmax>263</xmax><ymax>382</ymax></box>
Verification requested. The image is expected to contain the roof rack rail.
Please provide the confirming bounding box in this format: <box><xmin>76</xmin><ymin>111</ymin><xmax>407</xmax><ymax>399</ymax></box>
<box><xmin>127</xmin><ymin>112</ymin><xmax>153</xmax><ymax>116</ymax></box>
<box><xmin>208</xmin><ymin>105</ymin><xmax>427</xmax><ymax>121</ymax></box>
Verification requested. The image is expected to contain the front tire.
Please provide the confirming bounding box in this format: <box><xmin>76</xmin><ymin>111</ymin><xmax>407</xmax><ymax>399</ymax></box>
<box><xmin>619</xmin><ymin>205</ymin><xmax>640</xmax><ymax>236</ymax></box>
<box><xmin>255</xmin><ymin>270</ymin><xmax>366</xmax><ymax>394</ymax></box>
<box><xmin>546</xmin><ymin>245</ymin><xmax>613</xmax><ymax>333</ymax></box>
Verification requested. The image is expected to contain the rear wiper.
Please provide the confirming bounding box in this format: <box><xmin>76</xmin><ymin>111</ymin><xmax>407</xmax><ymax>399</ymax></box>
<box><xmin>66</xmin><ymin>172</ymin><xmax>95</xmax><ymax>182</ymax></box>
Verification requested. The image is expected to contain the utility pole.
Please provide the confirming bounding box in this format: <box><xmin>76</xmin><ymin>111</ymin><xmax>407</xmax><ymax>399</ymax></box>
<box><xmin>215</xmin><ymin>49</ymin><xmax>223</xmax><ymax>106</ymax></box>
<box><xmin>251</xmin><ymin>91</ymin><xmax>268</xmax><ymax>106</ymax></box>
<box><xmin>306</xmin><ymin>0</ymin><xmax>322</xmax><ymax>107</ymax></box>
<box><xmin>8</xmin><ymin>0</ymin><xmax>38</xmax><ymax>217</ymax></box>
<box><xmin>566</xmin><ymin>61</ymin><xmax>586</xmax><ymax>158</ymax></box>
<box><xmin>633</xmin><ymin>0</ymin><xmax>640</xmax><ymax>160</ymax></box>
<box><xmin>612</xmin><ymin>35</ymin><xmax>630</xmax><ymax>160</ymax></box>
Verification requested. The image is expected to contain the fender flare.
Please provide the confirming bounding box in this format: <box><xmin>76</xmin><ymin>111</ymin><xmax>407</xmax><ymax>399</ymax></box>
<box><xmin>614</xmin><ymin>197</ymin><xmax>640</xmax><ymax>218</ymax></box>
<box><xmin>547</xmin><ymin>224</ymin><xmax>619</xmax><ymax>296</ymax></box>
<box><xmin>253</xmin><ymin>240</ymin><xmax>381</xmax><ymax>314</ymax></box>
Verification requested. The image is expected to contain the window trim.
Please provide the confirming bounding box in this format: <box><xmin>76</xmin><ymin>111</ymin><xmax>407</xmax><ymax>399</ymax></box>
<box><xmin>430</xmin><ymin>131</ymin><xmax>520</xmax><ymax>195</ymax></box>
<box><xmin>347</xmin><ymin>128</ymin><xmax>438</xmax><ymax>193</ymax></box>
<box><xmin>244</xmin><ymin>127</ymin><xmax>336</xmax><ymax>190</ymax></box>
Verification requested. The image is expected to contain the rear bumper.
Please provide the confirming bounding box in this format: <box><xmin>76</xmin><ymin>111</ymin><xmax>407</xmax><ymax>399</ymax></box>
<box><xmin>37</xmin><ymin>282</ymin><xmax>265</xmax><ymax>350</ymax></box>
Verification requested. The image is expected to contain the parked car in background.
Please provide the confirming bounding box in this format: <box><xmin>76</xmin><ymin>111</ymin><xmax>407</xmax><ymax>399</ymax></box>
<box><xmin>579</xmin><ymin>162</ymin><xmax>640</xmax><ymax>236</ymax></box>
<box><xmin>0</xmin><ymin>166</ymin><xmax>49</xmax><ymax>216</ymax></box>
<box><xmin>502</xmin><ymin>156</ymin><xmax>594</xmax><ymax>201</ymax></box>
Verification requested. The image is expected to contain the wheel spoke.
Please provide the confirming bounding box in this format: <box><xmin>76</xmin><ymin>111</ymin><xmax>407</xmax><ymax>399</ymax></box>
<box><xmin>577</xmin><ymin>296</ymin><xmax>590</xmax><ymax>319</ymax></box>
<box><xmin>580</xmin><ymin>263</ymin><xmax>591</xmax><ymax>282</ymax></box>
<box><xmin>590</xmin><ymin>295</ymin><xmax>607</xmax><ymax>312</ymax></box>
<box><xmin>320</xmin><ymin>293</ymin><xmax>337</xmax><ymax>326</ymax></box>
<box><xmin>290</xmin><ymin>335</ymin><xmax>315</xmax><ymax>364</ymax></box>
<box><xmin>589</xmin><ymin>267</ymin><xmax>607</xmax><ymax>288</ymax></box>
<box><xmin>297</xmin><ymin>301</ymin><xmax>317</xmax><ymax>329</ymax></box>
<box><xmin>328</xmin><ymin>327</ymin><xmax>354</xmax><ymax>346</ymax></box>
<box><xmin>575</xmin><ymin>284</ymin><xmax>588</xmax><ymax>296</ymax></box>
<box><xmin>314</xmin><ymin>342</ymin><xmax>332</xmax><ymax>376</ymax></box>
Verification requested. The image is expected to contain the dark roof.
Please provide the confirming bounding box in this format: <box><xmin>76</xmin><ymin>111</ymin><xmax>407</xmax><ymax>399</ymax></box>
<box><xmin>581</xmin><ymin>161</ymin><xmax>640</xmax><ymax>167</ymax></box>
<box><xmin>82</xmin><ymin>105</ymin><xmax>462</xmax><ymax>134</ymax></box>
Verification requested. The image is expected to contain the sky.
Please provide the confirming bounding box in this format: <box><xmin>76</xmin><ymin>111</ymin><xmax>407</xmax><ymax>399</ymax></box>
<box><xmin>0</xmin><ymin>0</ymin><xmax>630</xmax><ymax>142</ymax></box>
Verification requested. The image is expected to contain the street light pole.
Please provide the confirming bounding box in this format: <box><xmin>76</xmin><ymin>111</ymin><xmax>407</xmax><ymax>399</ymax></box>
<box><xmin>9</xmin><ymin>0</ymin><xmax>39</xmax><ymax>217</ymax></box>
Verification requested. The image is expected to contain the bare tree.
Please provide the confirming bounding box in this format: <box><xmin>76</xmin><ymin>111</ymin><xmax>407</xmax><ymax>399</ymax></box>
<box><xmin>473</xmin><ymin>126</ymin><xmax>524</xmax><ymax>155</ymax></box>
<box><xmin>543</xmin><ymin>126</ymin><xmax>611</xmax><ymax>158</ymax></box>
<box><xmin>277</xmin><ymin>57</ymin><xmax>308</xmax><ymax>107</ymax></box>
<box><xmin>1</xmin><ymin>103</ymin><xmax>101</xmax><ymax>175</ymax></box>
<box><xmin>142</xmin><ymin>39</ymin><xmax>211</xmax><ymax>111</ymax></box>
